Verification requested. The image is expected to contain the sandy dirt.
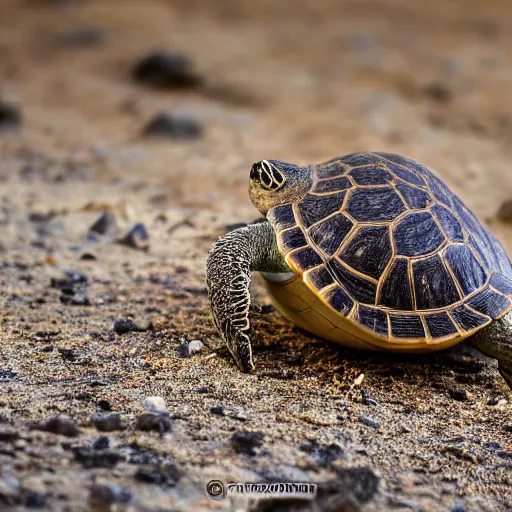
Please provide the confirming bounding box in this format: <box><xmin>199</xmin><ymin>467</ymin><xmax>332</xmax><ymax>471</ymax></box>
<box><xmin>0</xmin><ymin>0</ymin><xmax>511</xmax><ymax>510</ymax></box>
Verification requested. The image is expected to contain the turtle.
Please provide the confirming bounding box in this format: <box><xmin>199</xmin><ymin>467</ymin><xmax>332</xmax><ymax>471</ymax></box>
<box><xmin>206</xmin><ymin>152</ymin><xmax>512</xmax><ymax>389</ymax></box>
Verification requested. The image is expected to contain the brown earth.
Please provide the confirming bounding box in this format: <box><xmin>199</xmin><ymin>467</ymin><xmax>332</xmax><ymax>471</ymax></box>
<box><xmin>0</xmin><ymin>0</ymin><xmax>511</xmax><ymax>511</ymax></box>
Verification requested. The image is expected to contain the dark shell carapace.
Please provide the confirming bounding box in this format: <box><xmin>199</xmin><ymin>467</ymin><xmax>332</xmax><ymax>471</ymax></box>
<box><xmin>267</xmin><ymin>152</ymin><xmax>512</xmax><ymax>340</ymax></box>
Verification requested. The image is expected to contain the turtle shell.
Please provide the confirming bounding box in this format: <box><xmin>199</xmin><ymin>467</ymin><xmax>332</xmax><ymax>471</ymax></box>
<box><xmin>267</xmin><ymin>152</ymin><xmax>512</xmax><ymax>343</ymax></box>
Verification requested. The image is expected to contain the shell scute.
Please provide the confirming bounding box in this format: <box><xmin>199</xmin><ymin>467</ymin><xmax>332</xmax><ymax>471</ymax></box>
<box><xmin>308</xmin><ymin>213</ymin><xmax>353</xmax><ymax>257</ymax></box>
<box><xmin>412</xmin><ymin>254</ymin><xmax>460</xmax><ymax>309</ymax></box>
<box><xmin>349</xmin><ymin>165</ymin><xmax>393</xmax><ymax>185</ymax></box>
<box><xmin>313</xmin><ymin>177</ymin><xmax>352</xmax><ymax>194</ymax></box>
<box><xmin>298</xmin><ymin>192</ymin><xmax>345</xmax><ymax>227</ymax></box>
<box><xmin>340</xmin><ymin>225</ymin><xmax>392</xmax><ymax>280</ymax></box>
<box><xmin>444</xmin><ymin>244</ymin><xmax>487</xmax><ymax>296</ymax></box>
<box><xmin>394</xmin><ymin>211</ymin><xmax>445</xmax><ymax>257</ymax></box>
<box><xmin>424</xmin><ymin>312</ymin><xmax>458</xmax><ymax>338</ymax></box>
<box><xmin>346</xmin><ymin>187</ymin><xmax>406</xmax><ymax>222</ymax></box>
<box><xmin>357</xmin><ymin>305</ymin><xmax>388</xmax><ymax>335</ymax></box>
<box><xmin>389</xmin><ymin>314</ymin><xmax>425</xmax><ymax>338</ymax></box>
<box><xmin>329</xmin><ymin>259</ymin><xmax>377</xmax><ymax>304</ymax></box>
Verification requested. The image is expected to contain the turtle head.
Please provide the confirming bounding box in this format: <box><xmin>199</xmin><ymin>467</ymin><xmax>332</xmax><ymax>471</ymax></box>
<box><xmin>249</xmin><ymin>160</ymin><xmax>312</xmax><ymax>215</ymax></box>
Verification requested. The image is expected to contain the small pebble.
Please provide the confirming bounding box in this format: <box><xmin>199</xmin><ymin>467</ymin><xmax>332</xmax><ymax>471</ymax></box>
<box><xmin>177</xmin><ymin>342</ymin><xmax>190</xmax><ymax>357</ymax></box>
<box><xmin>133</xmin><ymin>50</ymin><xmax>201</xmax><ymax>88</ymax></box>
<box><xmin>483</xmin><ymin>441</ymin><xmax>501</xmax><ymax>451</ymax></box>
<box><xmin>0</xmin><ymin>102</ymin><xmax>21</xmax><ymax>132</ymax></box>
<box><xmin>113</xmin><ymin>318</ymin><xmax>151</xmax><ymax>335</ymax></box>
<box><xmin>143</xmin><ymin>112</ymin><xmax>202</xmax><ymax>140</ymax></box>
<box><xmin>136</xmin><ymin>412</ymin><xmax>172</xmax><ymax>434</ymax></box>
<box><xmin>210</xmin><ymin>405</ymin><xmax>248</xmax><ymax>421</ymax></box>
<box><xmin>361</xmin><ymin>391</ymin><xmax>379</xmax><ymax>406</ymax></box>
<box><xmin>141</xmin><ymin>396</ymin><xmax>167</xmax><ymax>414</ymax></box>
<box><xmin>135</xmin><ymin>462</ymin><xmax>181</xmax><ymax>485</ymax></box>
<box><xmin>97</xmin><ymin>399</ymin><xmax>112</xmax><ymax>411</ymax></box>
<box><xmin>60</xmin><ymin>294</ymin><xmax>91</xmax><ymax>306</ymax></box>
<box><xmin>449</xmin><ymin>389</ymin><xmax>469</xmax><ymax>402</ymax></box>
<box><xmin>58</xmin><ymin>347</ymin><xmax>76</xmax><ymax>362</ymax></box>
<box><xmin>231</xmin><ymin>431</ymin><xmax>264</xmax><ymax>456</ymax></box>
<box><xmin>73</xmin><ymin>447</ymin><xmax>121</xmax><ymax>468</ymax></box>
<box><xmin>43</xmin><ymin>415</ymin><xmax>81</xmax><ymax>437</ymax></box>
<box><xmin>497</xmin><ymin>200</ymin><xmax>512</xmax><ymax>223</ymax></box>
<box><xmin>93</xmin><ymin>437</ymin><xmax>110</xmax><ymax>450</ymax></box>
<box><xmin>358</xmin><ymin>416</ymin><xmax>380</xmax><ymax>430</ymax></box>
<box><xmin>91</xmin><ymin>412</ymin><xmax>122</xmax><ymax>432</ymax></box>
<box><xmin>423</xmin><ymin>81</ymin><xmax>453</xmax><ymax>103</ymax></box>
<box><xmin>89</xmin><ymin>483</ymin><xmax>131</xmax><ymax>505</ymax></box>
<box><xmin>118</xmin><ymin>223</ymin><xmax>149</xmax><ymax>250</ymax></box>
<box><xmin>487</xmin><ymin>396</ymin><xmax>500</xmax><ymax>406</ymax></box>
<box><xmin>89</xmin><ymin>211</ymin><xmax>117</xmax><ymax>235</ymax></box>
<box><xmin>177</xmin><ymin>339</ymin><xmax>204</xmax><ymax>358</ymax></box>
<box><xmin>188</xmin><ymin>339</ymin><xmax>204</xmax><ymax>355</ymax></box>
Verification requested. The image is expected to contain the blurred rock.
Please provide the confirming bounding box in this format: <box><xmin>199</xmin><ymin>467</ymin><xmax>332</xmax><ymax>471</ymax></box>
<box><xmin>449</xmin><ymin>389</ymin><xmax>469</xmax><ymax>402</ymax></box>
<box><xmin>141</xmin><ymin>396</ymin><xmax>167</xmax><ymax>414</ymax></box>
<box><xmin>231</xmin><ymin>430</ymin><xmax>264</xmax><ymax>456</ymax></box>
<box><xmin>97</xmin><ymin>399</ymin><xmax>112</xmax><ymax>411</ymax></box>
<box><xmin>89</xmin><ymin>211</ymin><xmax>118</xmax><ymax>235</ymax></box>
<box><xmin>73</xmin><ymin>447</ymin><xmax>121</xmax><ymax>468</ymax></box>
<box><xmin>89</xmin><ymin>483</ymin><xmax>131</xmax><ymax>506</ymax></box>
<box><xmin>135</xmin><ymin>462</ymin><xmax>181</xmax><ymax>485</ymax></box>
<box><xmin>57</xmin><ymin>27</ymin><xmax>106</xmax><ymax>47</ymax></box>
<box><xmin>210</xmin><ymin>404</ymin><xmax>248</xmax><ymax>421</ymax></box>
<box><xmin>113</xmin><ymin>317</ymin><xmax>151</xmax><ymax>335</ymax></box>
<box><xmin>136</xmin><ymin>412</ymin><xmax>172</xmax><ymax>434</ymax></box>
<box><xmin>42</xmin><ymin>415</ymin><xmax>80</xmax><ymax>437</ymax></box>
<box><xmin>0</xmin><ymin>103</ymin><xmax>21</xmax><ymax>133</ymax></box>
<box><xmin>423</xmin><ymin>81</ymin><xmax>453</xmax><ymax>103</ymax></box>
<box><xmin>497</xmin><ymin>199</ymin><xmax>512</xmax><ymax>222</ymax></box>
<box><xmin>118</xmin><ymin>223</ymin><xmax>149</xmax><ymax>250</ymax></box>
<box><xmin>143</xmin><ymin>112</ymin><xmax>202</xmax><ymax>140</ymax></box>
<box><xmin>177</xmin><ymin>339</ymin><xmax>204</xmax><ymax>358</ymax></box>
<box><xmin>133</xmin><ymin>50</ymin><xmax>201</xmax><ymax>88</ymax></box>
<box><xmin>358</xmin><ymin>416</ymin><xmax>380</xmax><ymax>430</ymax></box>
<box><xmin>91</xmin><ymin>412</ymin><xmax>123</xmax><ymax>432</ymax></box>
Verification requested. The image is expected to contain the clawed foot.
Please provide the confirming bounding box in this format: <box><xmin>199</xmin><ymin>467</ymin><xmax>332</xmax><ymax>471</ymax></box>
<box><xmin>223</xmin><ymin>321</ymin><xmax>255</xmax><ymax>372</ymax></box>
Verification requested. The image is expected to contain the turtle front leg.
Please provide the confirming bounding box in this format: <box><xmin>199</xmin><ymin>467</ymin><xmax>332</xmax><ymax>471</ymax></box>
<box><xmin>469</xmin><ymin>311</ymin><xmax>512</xmax><ymax>390</ymax></box>
<box><xmin>206</xmin><ymin>220</ymin><xmax>291</xmax><ymax>372</ymax></box>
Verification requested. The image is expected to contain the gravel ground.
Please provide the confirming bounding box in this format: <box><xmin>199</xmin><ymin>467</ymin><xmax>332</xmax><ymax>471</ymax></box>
<box><xmin>0</xmin><ymin>0</ymin><xmax>511</xmax><ymax>511</ymax></box>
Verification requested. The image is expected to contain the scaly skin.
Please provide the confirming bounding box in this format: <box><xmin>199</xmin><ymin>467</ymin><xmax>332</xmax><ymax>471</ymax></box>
<box><xmin>469</xmin><ymin>312</ymin><xmax>512</xmax><ymax>389</ymax></box>
<box><xmin>206</xmin><ymin>220</ymin><xmax>289</xmax><ymax>372</ymax></box>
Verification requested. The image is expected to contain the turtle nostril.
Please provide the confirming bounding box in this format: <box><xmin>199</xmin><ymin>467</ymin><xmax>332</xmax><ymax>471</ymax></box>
<box><xmin>250</xmin><ymin>163</ymin><xmax>260</xmax><ymax>180</ymax></box>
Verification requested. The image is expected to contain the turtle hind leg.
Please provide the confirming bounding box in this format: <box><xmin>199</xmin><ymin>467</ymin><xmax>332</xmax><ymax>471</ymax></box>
<box><xmin>206</xmin><ymin>220</ymin><xmax>290</xmax><ymax>372</ymax></box>
<box><xmin>469</xmin><ymin>311</ymin><xmax>512</xmax><ymax>390</ymax></box>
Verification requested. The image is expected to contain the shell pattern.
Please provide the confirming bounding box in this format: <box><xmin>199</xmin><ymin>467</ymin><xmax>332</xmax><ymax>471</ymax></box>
<box><xmin>267</xmin><ymin>152</ymin><xmax>512</xmax><ymax>342</ymax></box>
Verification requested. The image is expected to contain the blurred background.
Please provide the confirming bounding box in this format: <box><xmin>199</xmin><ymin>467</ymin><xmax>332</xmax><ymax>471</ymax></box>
<box><xmin>2</xmin><ymin>0</ymin><xmax>512</xmax><ymax>240</ymax></box>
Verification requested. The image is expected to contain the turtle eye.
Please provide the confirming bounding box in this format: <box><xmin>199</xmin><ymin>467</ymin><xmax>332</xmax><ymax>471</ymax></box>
<box><xmin>251</xmin><ymin>160</ymin><xmax>286</xmax><ymax>191</ymax></box>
